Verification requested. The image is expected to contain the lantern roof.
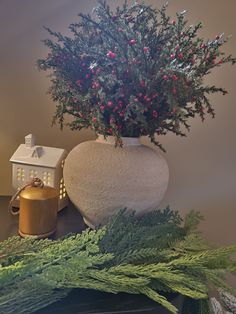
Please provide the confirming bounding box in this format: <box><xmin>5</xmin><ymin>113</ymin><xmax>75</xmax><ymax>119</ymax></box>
<box><xmin>10</xmin><ymin>144</ymin><xmax>66</xmax><ymax>168</ymax></box>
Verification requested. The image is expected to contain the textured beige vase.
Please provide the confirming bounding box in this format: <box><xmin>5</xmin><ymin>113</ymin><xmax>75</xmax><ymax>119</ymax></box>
<box><xmin>63</xmin><ymin>135</ymin><xmax>169</xmax><ymax>228</ymax></box>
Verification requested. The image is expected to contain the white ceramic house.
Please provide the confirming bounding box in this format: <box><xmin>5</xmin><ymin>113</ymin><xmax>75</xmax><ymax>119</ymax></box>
<box><xmin>10</xmin><ymin>134</ymin><xmax>68</xmax><ymax>211</ymax></box>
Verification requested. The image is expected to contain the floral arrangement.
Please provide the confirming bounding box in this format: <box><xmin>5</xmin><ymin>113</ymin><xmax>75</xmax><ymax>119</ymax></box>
<box><xmin>37</xmin><ymin>1</ymin><xmax>235</xmax><ymax>150</ymax></box>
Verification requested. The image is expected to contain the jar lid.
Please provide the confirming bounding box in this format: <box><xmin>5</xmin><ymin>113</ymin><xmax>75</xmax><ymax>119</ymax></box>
<box><xmin>20</xmin><ymin>186</ymin><xmax>59</xmax><ymax>200</ymax></box>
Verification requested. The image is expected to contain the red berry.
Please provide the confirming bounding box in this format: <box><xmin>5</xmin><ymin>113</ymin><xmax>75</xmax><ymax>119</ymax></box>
<box><xmin>140</xmin><ymin>80</ymin><xmax>146</xmax><ymax>87</ymax></box>
<box><xmin>129</xmin><ymin>39</ymin><xmax>136</xmax><ymax>46</ymax></box>
<box><xmin>172</xmin><ymin>87</ymin><xmax>177</xmax><ymax>94</ymax></box>
<box><xmin>171</xmin><ymin>20</ymin><xmax>176</xmax><ymax>25</ymax></box>
<box><xmin>152</xmin><ymin>93</ymin><xmax>158</xmax><ymax>99</ymax></box>
<box><xmin>170</xmin><ymin>54</ymin><xmax>175</xmax><ymax>59</ymax></box>
<box><xmin>178</xmin><ymin>53</ymin><xmax>184</xmax><ymax>59</ymax></box>
<box><xmin>175</xmin><ymin>45</ymin><xmax>180</xmax><ymax>51</ymax></box>
<box><xmin>107</xmin><ymin>101</ymin><xmax>113</xmax><ymax>107</ymax></box>
<box><xmin>92</xmin><ymin>81</ymin><xmax>100</xmax><ymax>89</ymax></box>
<box><xmin>163</xmin><ymin>75</ymin><xmax>168</xmax><ymax>81</ymax></box>
<box><xmin>173</xmin><ymin>75</ymin><xmax>178</xmax><ymax>81</ymax></box>
<box><xmin>107</xmin><ymin>51</ymin><xmax>116</xmax><ymax>58</ymax></box>
<box><xmin>143</xmin><ymin>47</ymin><xmax>150</xmax><ymax>53</ymax></box>
<box><xmin>92</xmin><ymin>117</ymin><xmax>97</xmax><ymax>123</ymax></box>
<box><xmin>152</xmin><ymin>110</ymin><xmax>158</xmax><ymax>118</ymax></box>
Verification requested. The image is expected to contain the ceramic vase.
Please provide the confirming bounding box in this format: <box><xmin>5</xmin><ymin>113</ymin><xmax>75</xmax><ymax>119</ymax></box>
<box><xmin>63</xmin><ymin>135</ymin><xmax>169</xmax><ymax>228</ymax></box>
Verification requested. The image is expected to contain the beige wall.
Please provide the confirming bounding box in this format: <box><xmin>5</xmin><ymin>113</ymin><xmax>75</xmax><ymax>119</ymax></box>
<box><xmin>0</xmin><ymin>0</ymin><xmax>236</xmax><ymax>252</ymax></box>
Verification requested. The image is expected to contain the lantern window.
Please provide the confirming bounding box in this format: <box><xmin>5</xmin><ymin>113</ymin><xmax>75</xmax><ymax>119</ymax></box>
<box><xmin>59</xmin><ymin>178</ymin><xmax>67</xmax><ymax>199</ymax></box>
<box><xmin>17</xmin><ymin>168</ymin><xmax>25</xmax><ymax>181</ymax></box>
<box><xmin>42</xmin><ymin>171</ymin><xmax>52</xmax><ymax>186</ymax></box>
<box><xmin>29</xmin><ymin>169</ymin><xmax>38</xmax><ymax>179</ymax></box>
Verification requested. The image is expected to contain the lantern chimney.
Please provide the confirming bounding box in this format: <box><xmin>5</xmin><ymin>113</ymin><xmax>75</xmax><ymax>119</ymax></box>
<box><xmin>25</xmin><ymin>134</ymin><xmax>36</xmax><ymax>148</ymax></box>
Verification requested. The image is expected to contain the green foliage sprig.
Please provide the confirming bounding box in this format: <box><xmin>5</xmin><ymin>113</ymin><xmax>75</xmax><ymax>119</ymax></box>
<box><xmin>1</xmin><ymin>208</ymin><xmax>236</xmax><ymax>313</ymax></box>
<box><xmin>37</xmin><ymin>0</ymin><xmax>236</xmax><ymax>150</ymax></box>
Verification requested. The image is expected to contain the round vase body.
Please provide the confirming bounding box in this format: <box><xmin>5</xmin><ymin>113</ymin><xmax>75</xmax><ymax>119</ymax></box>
<box><xmin>63</xmin><ymin>135</ymin><xmax>169</xmax><ymax>228</ymax></box>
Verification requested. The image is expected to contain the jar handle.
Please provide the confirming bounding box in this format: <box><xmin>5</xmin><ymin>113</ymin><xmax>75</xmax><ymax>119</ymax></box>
<box><xmin>8</xmin><ymin>178</ymin><xmax>44</xmax><ymax>215</ymax></box>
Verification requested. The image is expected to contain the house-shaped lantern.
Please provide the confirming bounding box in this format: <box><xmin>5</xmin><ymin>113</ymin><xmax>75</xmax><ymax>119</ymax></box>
<box><xmin>10</xmin><ymin>134</ymin><xmax>68</xmax><ymax>211</ymax></box>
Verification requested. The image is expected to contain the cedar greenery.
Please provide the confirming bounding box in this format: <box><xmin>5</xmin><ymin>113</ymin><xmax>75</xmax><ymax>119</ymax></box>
<box><xmin>37</xmin><ymin>0</ymin><xmax>236</xmax><ymax>150</ymax></box>
<box><xmin>1</xmin><ymin>208</ymin><xmax>236</xmax><ymax>313</ymax></box>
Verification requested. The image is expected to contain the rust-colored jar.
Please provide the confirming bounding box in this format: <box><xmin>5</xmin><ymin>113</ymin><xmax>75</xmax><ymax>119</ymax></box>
<box><xmin>19</xmin><ymin>186</ymin><xmax>59</xmax><ymax>238</ymax></box>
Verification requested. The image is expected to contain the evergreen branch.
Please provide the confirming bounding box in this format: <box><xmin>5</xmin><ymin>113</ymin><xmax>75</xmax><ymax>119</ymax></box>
<box><xmin>184</xmin><ymin>210</ymin><xmax>204</xmax><ymax>234</ymax></box>
<box><xmin>1</xmin><ymin>209</ymin><xmax>236</xmax><ymax>313</ymax></box>
<box><xmin>140</xmin><ymin>287</ymin><xmax>178</xmax><ymax>314</ymax></box>
<box><xmin>0</xmin><ymin>279</ymin><xmax>69</xmax><ymax>314</ymax></box>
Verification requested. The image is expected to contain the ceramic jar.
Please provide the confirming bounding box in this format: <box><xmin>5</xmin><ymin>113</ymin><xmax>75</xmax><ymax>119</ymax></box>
<box><xmin>63</xmin><ymin>135</ymin><xmax>169</xmax><ymax>228</ymax></box>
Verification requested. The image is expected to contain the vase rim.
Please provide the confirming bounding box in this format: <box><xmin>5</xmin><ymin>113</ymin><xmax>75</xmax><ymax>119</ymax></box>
<box><xmin>96</xmin><ymin>134</ymin><xmax>141</xmax><ymax>146</ymax></box>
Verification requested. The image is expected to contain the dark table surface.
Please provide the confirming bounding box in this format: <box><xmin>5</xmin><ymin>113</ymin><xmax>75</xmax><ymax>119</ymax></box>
<box><xmin>0</xmin><ymin>196</ymin><xmax>183</xmax><ymax>314</ymax></box>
